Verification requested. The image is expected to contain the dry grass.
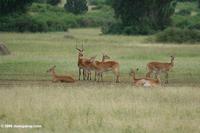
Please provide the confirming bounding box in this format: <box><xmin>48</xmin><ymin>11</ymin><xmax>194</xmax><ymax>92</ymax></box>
<box><xmin>0</xmin><ymin>83</ymin><xmax>200</xmax><ymax>133</ymax></box>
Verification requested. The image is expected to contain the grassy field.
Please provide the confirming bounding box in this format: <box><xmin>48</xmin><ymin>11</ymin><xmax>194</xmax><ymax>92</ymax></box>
<box><xmin>0</xmin><ymin>28</ymin><xmax>200</xmax><ymax>133</ymax></box>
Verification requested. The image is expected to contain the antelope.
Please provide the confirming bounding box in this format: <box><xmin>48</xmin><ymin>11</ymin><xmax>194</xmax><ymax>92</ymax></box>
<box><xmin>90</xmin><ymin>55</ymin><xmax>120</xmax><ymax>83</ymax></box>
<box><xmin>76</xmin><ymin>43</ymin><xmax>90</xmax><ymax>80</ymax></box>
<box><xmin>88</xmin><ymin>54</ymin><xmax>110</xmax><ymax>81</ymax></box>
<box><xmin>146</xmin><ymin>56</ymin><xmax>175</xmax><ymax>84</ymax></box>
<box><xmin>47</xmin><ymin>65</ymin><xmax>75</xmax><ymax>83</ymax></box>
<box><xmin>129</xmin><ymin>68</ymin><xmax>161</xmax><ymax>87</ymax></box>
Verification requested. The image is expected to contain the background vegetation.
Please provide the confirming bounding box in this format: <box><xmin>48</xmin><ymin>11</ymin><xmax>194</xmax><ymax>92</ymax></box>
<box><xmin>1</xmin><ymin>0</ymin><xmax>200</xmax><ymax>44</ymax></box>
<box><xmin>0</xmin><ymin>0</ymin><xmax>114</xmax><ymax>32</ymax></box>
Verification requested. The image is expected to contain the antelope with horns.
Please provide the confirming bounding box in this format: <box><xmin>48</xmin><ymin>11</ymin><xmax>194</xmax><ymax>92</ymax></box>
<box><xmin>90</xmin><ymin>55</ymin><xmax>120</xmax><ymax>83</ymax></box>
<box><xmin>47</xmin><ymin>65</ymin><xmax>75</xmax><ymax>83</ymax></box>
<box><xmin>76</xmin><ymin>42</ymin><xmax>90</xmax><ymax>80</ymax></box>
<box><xmin>146</xmin><ymin>56</ymin><xmax>175</xmax><ymax>84</ymax></box>
<box><xmin>130</xmin><ymin>68</ymin><xmax>161</xmax><ymax>87</ymax></box>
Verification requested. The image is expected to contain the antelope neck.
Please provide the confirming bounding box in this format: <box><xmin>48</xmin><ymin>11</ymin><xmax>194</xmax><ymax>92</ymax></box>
<box><xmin>51</xmin><ymin>70</ymin><xmax>57</xmax><ymax>78</ymax></box>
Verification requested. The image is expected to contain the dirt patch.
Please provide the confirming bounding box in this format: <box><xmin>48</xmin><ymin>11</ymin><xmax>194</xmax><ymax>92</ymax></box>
<box><xmin>0</xmin><ymin>43</ymin><xmax>10</xmax><ymax>55</ymax></box>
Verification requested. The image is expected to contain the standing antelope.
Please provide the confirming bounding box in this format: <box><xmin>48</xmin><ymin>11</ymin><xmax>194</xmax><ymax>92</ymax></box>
<box><xmin>76</xmin><ymin>44</ymin><xmax>90</xmax><ymax>80</ymax></box>
<box><xmin>146</xmin><ymin>56</ymin><xmax>175</xmax><ymax>84</ymax></box>
<box><xmin>82</xmin><ymin>54</ymin><xmax>110</xmax><ymax>81</ymax></box>
<box><xmin>130</xmin><ymin>68</ymin><xmax>161</xmax><ymax>87</ymax></box>
<box><xmin>90</xmin><ymin>55</ymin><xmax>120</xmax><ymax>83</ymax></box>
<box><xmin>47</xmin><ymin>65</ymin><xmax>75</xmax><ymax>83</ymax></box>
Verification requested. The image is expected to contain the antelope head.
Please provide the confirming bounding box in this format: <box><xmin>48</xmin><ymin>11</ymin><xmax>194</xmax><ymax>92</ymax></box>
<box><xmin>129</xmin><ymin>68</ymin><xmax>139</xmax><ymax>76</ymax></box>
<box><xmin>76</xmin><ymin>41</ymin><xmax>85</xmax><ymax>57</ymax></box>
<box><xmin>47</xmin><ymin>65</ymin><xmax>56</xmax><ymax>73</ymax></box>
<box><xmin>89</xmin><ymin>55</ymin><xmax>97</xmax><ymax>63</ymax></box>
<box><xmin>103</xmin><ymin>53</ymin><xmax>110</xmax><ymax>60</ymax></box>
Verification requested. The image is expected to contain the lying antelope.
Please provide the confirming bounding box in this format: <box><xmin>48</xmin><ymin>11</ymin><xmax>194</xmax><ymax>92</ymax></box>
<box><xmin>47</xmin><ymin>66</ymin><xmax>75</xmax><ymax>83</ymax></box>
<box><xmin>130</xmin><ymin>68</ymin><xmax>161</xmax><ymax>87</ymax></box>
<box><xmin>146</xmin><ymin>56</ymin><xmax>175</xmax><ymax>84</ymax></box>
<box><xmin>90</xmin><ymin>55</ymin><xmax>120</xmax><ymax>83</ymax></box>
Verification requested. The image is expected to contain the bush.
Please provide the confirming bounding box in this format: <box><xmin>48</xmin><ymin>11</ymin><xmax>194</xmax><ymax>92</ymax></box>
<box><xmin>176</xmin><ymin>9</ymin><xmax>191</xmax><ymax>16</ymax></box>
<box><xmin>47</xmin><ymin>0</ymin><xmax>61</xmax><ymax>5</ymax></box>
<box><xmin>33</xmin><ymin>0</ymin><xmax>61</xmax><ymax>5</ymax></box>
<box><xmin>173</xmin><ymin>13</ymin><xmax>200</xmax><ymax>30</ymax></box>
<box><xmin>0</xmin><ymin>3</ymin><xmax>114</xmax><ymax>32</ymax></box>
<box><xmin>101</xmin><ymin>21</ymin><xmax>123</xmax><ymax>34</ymax></box>
<box><xmin>64</xmin><ymin>0</ymin><xmax>88</xmax><ymax>14</ymax></box>
<box><xmin>156</xmin><ymin>27</ymin><xmax>200</xmax><ymax>43</ymax></box>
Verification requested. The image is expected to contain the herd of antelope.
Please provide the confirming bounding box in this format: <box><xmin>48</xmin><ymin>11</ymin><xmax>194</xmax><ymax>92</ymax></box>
<box><xmin>47</xmin><ymin>44</ymin><xmax>175</xmax><ymax>87</ymax></box>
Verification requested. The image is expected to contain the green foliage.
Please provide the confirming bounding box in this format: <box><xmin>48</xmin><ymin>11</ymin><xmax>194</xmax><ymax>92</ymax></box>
<box><xmin>88</xmin><ymin>0</ymin><xmax>112</xmax><ymax>5</ymax></box>
<box><xmin>33</xmin><ymin>0</ymin><xmax>61</xmax><ymax>5</ymax></box>
<box><xmin>177</xmin><ymin>0</ymin><xmax>197</xmax><ymax>1</ymax></box>
<box><xmin>47</xmin><ymin>0</ymin><xmax>61</xmax><ymax>5</ymax></box>
<box><xmin>199</xmin><ymin>0</ymin><xmax>200</xmax><ymax>8</ymax></box>
<box><xmin>0</xmin><ymin>3</ymin><xmax>114</xmax><ymax>32</ymax></box>
<box><xmin>172</xmin><ymin>2</ymin><xmax>200</xmax><ymax>30</ymax></box>
<box><xmin>156</xmin><ymin>27</ymin><xmax>200</xmax><ymax>43</ymax></box>
<box><xmin>105</xmin><ymin>0</ymin><xmax>177</xmax><ymax>35</ymax></box>
<box><xmin>64</xmin><ymin>0</ymin><xmax>88</xmax><ymax>14</ymax></box>
<box><xmin>0</xmin><ymin>0</ymin><xmax>34</xmax><ymax>15</ymax></box>
<box><xmin>176</xmin><ymin>9</ymin><xmax>191</xmax><ymax>16</ymax></box>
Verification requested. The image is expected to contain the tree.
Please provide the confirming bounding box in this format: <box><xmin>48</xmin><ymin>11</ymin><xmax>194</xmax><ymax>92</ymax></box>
<box><xmin>0</xmin><ymin>0</ymin><xmax>34</xmax><ymax>15</ymax></box>
<box><xmin>33</xmin><ymin>0</ymin><xmax>61</xmax><ymax>6</ymax></box>
<box><xmin>64</xmin><ymin>0</ymin><xmax>88</xmax><ymax>14</ymax></box>
<box><xmin>47</xmin><ymin>0</ymin><xmax>61</xmax><ymax>6</ymax></box>
<box><xmin>198</xmin><ymin>0</ymin><xmax>200</xmax><ymax>8</ymax></box>
<box><xmin>111</xmin><ymin>0</ymin><xmax>177</xmax><ymax>34</ymax></box>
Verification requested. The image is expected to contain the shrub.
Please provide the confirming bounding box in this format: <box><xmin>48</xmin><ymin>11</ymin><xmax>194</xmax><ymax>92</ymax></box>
<box><xmin>64</xmin><ymin>0</ymin><xmax>88</xmax><ymax>14</ymax></box>
<box><xmin>176</xmin><ymin>9</ymin><xmax>191</xmax><ymax>16</ymax></box>
<box><xmin>33</xmin><ymin>0</ymin><xmax>61</xmax><ymax>5</ymax></box>
<box><xmin>101</xmin><ymin>21</ymin><xmax>123</xmax><ymax>34</ymax></box>
<box><xmin>156</xmin><ymin>27</ymin><xmax>200</xmax><ymax>43</ymax></box>
<box><xmin>47</xmin><ymin>0</ymin><xmax>61</xmax><ymax>5</ymax></box>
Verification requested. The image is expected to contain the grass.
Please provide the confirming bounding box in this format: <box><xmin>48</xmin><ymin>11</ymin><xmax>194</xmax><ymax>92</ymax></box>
<box><xmin>0</xmin><ymin>28</ymin><xmax>200</xmax><ymax>83</ymax></box>
<box><xmin>0</xmin><ymin>85</ymin><xmax>200</xmax><ymax>133</ymax></box>
<box><xmin>0</xmin><ymin>28</ymin><xmax>200</xmax><ymax>132</ymax></box>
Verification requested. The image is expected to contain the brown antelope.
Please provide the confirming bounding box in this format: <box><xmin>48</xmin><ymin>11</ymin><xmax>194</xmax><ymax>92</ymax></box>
<box><xmin>47</xmin><ymin>66</ymin><xmax>75</xmax><ymax>83</ymax></box>
<box><xmin>90</xmin><ymin>55</ymin><xmax>120</xmax><ymax>83</ymax></box>
<box><xmin>130</xmin><ymin>68</ymin><xmax>161</xmax><ymax>87</ymax></box>
<box><xmin>86</xmin><ymin>54</ymin><xmax>110</xmax><ymax>81</ymax></box>
<box><xmin>76</xmin><ymin>43</ymin><xmax>90</xmax><ymax>80</ymax></box>
<box><xmin>146</xmin><ymin>56</ymin><xmax>175</xmax><ymax>84</ymax></box>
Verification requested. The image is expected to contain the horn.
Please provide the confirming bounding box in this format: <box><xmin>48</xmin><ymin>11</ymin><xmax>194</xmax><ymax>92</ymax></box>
<box><xmin>82</xmin><ymin>41</ymin><xmax>84</xmax><ymax>51</ymax></box>
<box><xmin>75</xmin><ymin>41</ymin><xmax>81</xmax><ymax>51</ymax></box>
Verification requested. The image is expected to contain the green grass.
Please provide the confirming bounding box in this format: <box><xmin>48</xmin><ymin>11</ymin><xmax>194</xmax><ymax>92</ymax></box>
<box><xmin>0</xmin><ymin>28</ymin><xmax>200</xmax><ymax>83</ymax></box>
<box><xmin>0</xmin><ymin>28</ymin><xmax>200</xmax><ymax>132</ymax></box>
